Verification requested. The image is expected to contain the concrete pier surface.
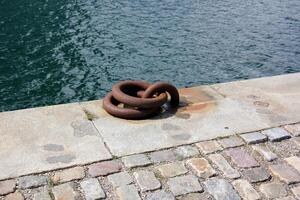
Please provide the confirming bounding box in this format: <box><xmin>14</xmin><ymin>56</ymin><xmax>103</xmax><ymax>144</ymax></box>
<box><xmin>0</xmin><ymin>73</ymin><xmax>300</xmax><ymax>199</ymax></box>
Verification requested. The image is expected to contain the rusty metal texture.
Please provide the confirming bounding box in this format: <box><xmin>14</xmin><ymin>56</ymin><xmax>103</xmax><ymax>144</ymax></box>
<box><xmin>103</xmin><ymin>80</ymin><xmax>179</xmax><ymax>119</ymax></box>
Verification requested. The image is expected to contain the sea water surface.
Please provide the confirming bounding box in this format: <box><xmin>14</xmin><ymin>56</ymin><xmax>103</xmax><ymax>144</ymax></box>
<box><xmin>0</xmin><ymin>0</ymin><xmax>300</xmax><ymax>111</ymax></box>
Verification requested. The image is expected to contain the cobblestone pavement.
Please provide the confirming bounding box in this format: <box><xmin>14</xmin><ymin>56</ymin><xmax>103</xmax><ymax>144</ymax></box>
<box><xmin>1</xmin><ymin>123</ymin><xmax>300</xmax><ymax>200</ymax></box>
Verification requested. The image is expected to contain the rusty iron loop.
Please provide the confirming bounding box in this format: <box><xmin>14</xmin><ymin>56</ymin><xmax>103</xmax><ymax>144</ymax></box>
<box><xmin>112</xmin><ymin>81</ymin><xmax>168</xmax><ymax>109</ymax></box>
<box><xmin>103</xmin><ymin>80</ymin><xmax>179</xmax><ymax>120</ymax></box>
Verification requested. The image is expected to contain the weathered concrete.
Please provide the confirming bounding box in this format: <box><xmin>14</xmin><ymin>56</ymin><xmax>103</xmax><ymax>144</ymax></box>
<box><xmin>91</xmin><ymin>73</ymin><xmax>299</xmax><ymax>156</ymax></box>
<box><xmin>0</xmin><ymin>103</ymin><xmax>111</xmax><ymax>180</ymax></box>
<box><xmin>211</xmin><ymin>73</ymin><xmax>300</xmax><ymax>127</ymax></box>
<box><xmin>0</xmin><ymin>73</ymin><xmax>300</xmax><ymax>181</ymax></box>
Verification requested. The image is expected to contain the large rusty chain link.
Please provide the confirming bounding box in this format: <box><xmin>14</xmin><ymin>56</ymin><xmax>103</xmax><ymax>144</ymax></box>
<box><xmin>103</xmin><ymin>80</ymin><xmax>179</xmax><ymax>119</ymax></box>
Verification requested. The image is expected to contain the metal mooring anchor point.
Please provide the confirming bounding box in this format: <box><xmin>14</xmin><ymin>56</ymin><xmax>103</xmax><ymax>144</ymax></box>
<box><xmin>103</xmin><ymin>80</ymin><xmax>179</xmax><ymax>120</ymax></box>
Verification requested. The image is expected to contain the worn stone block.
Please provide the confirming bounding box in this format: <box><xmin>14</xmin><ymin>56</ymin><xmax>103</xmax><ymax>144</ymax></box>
<box><xmin>149</xmin><ymin>150</ymin><xmax>176</xmax><ymax>163</ymax></box>
<box><xmin>293</xmin><ymin>137</ymin><xmax>300</xmax><ymax>146</ymax></box>
<box><xmin>284</xmin><ymin>123</ymin><xmax>300</xmax><ymax>136</ymax></box>
<box><xmin>167</xmin><ymin>175</ymin><xmax>202</xmax><ymax>196</ymax></box>
<box><xmin>279</xmin><ymin>196</ymin><xmax>297</xmax><ymax>200</ymax></box>
<box><xmin>80</xmin><ymin>178</ymin><xmax>106</xmax><ymax>200</ymax></box>
<box><xmin>259</xmin><ymin>182</ymin><xmax>287</xmax><ymax>199</ymax></box>
<box><xmin>252</xmin><ymin>145</ymin><xmax>277</xmax><ymax>161</ymax></box>
<box><xmin>204</xmin><ymin>178</ymin><xmax>240</xmax><ymax>200</ymax></box>
<box><xmin>225</xmin><ymin>148</ymin><xmax>259</xmax><ymax>168</ymax></box>
<box><xmin>52</xmin><ymin>166</ymin><xmax>85</xmax><ymax>184</ymax></box>
<box><xmin>291</xmin><ymin>186</ymin><xmax>300</xmax><ymax>199</ymax></box>
<box><xmin>196</xmin><ymin>141</ymin><xmax>222</xmax><ymax>154</ymax></box>
<box><xmin>232</xmin><ymin>179</ymin><xmax>260</xmax><ymax>200</ymax></box>
<box><xmin>122</xmin><ymin>154</ymin><xmax>151</xmax><ymax>168</ymax></box>
<box><xmin>285</xmin><ymin>156</ymin><xmax>300</xmax><ymax>172</ymax></box>
<box><xmin>269</xmin><ymin>164</ymin><xmax>300</xmax><ymax>184</ymax></box>
<box><xmin>133</xmin><ymin>171</ymin><xmax>161</xmax><ymax>192</ymax></box>
<box><xmin>33</xmin><ymin>188</ymin><xmax>51</xmax><ymax>200</ymax></box>
<box><xmin>187</xmin><ymin>158</ymin><xmax>216</xmax><ymax>178</ymax></box>
<box><xmin>174</xmin><ymin>146</ymin><xmax>199</xmax><ymax>159</ymax></box>
<box><xmin>108</xmin><ymin>172</ymin><xmax>133</xmax><ymax>188</ymax></box>
<box><xmin>52</xmin><ymin>183</ymin><xmax>79</xmax><ymax>200</ymax></box>
<box><xmin>156</xmin><ymin>162</ymin><xmax>188</xmax><ymax>178</ymax></box>
<box><xmin>218</xmin><ymin>136</ymin><xmax>244</xmax><ymax>149</ymax></box>
<box><xmin>242</xmin><ymin>167</ymin><xmax>270</xmax><ymax>183</ymax></box>
<box><xmin>240</xmin><ymin>132</ymin><xmax>267</xmax><ymax>144</ymax></box>
<box><xmin>116</xmin><ymin>185</ymin><xmax>141</xmax><ymax>200</ymax></box>
<box><xmin>18</xmin><ymin>175</ymin><xmax>48</xmax><ymax>189</ymax></box>
<box><xmin>5</xmin><ymin>191</ymin><xmax>24</xmax><ymax>200</ymax></box>
<box><xmin>209</xmin><ymin>154</ymin><xmax>240</xmax><ymax>179</ymax></box>
<box><xmin>0</xmin><ymin>179</ymin><xmax>16</xmax><ymax>195</ymax></box>
<box><xmin>88</xmin><ymin>160</ymin><xmax>122</xmax><ymax>177</ymax></box>
<box><xmin>262</xmin><ymin>128</ymin><xmax>291</xmax><ymax>142</ymax></box>
<box><xmin>146</xmin><ymin>190</ymin><xmax>174</xmax><ymax>200</ymax></box>
<box><xmin>180</xmin><ymin>193</ymin><xmax>211</xmax><ymax>200</ymax></box>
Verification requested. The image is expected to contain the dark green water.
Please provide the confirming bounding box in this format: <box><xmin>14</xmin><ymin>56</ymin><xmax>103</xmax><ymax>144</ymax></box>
<box><xmin>1</xmin><ymin>0</ymin><xmax>300</xmax><ymax>112</ymax></box>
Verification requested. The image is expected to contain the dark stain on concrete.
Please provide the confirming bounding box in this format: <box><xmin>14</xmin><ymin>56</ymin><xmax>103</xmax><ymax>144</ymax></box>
<box><xmin>247</xmin><ymin>95</ymin><xmax>261</xmax><ymax>100</ymax></box>
<box><xmin>175</xmin><ymin>113</ymin><xmax>191</xmax><ymax>119</ymax></box>
<box><xmin>256</xmin><ymin>108</ymin><xmax>272</xmax><ymax>114</ymax></box>
<box><xmin>269</xmin><ymin>114</ymin><xmax>287</xmax><ymax>122</ymax></box>
<box><xmin>253</xmin><ymin>101</ymin><xmax>270</xmax><ymax>107</ymax></box>
<box><xmin>172</xmin><ymin>133</ymin><xmax>191</xmax><ymax>140</ymax></box>
<box><xmin>162</xmin><ymin>123</ymin><xmax>181</xmax><ymax>131</ymax></box>
<box><xmin>71</xmin><ymin>121</ymin><xmax>99</xmax><ymax>137</ymax></box>
<box><xmin>43</xmin><ymin>144</ymin><xmax>64</xmax><ymax>152</ymax></box>
<box><xmin>46</xmin><ymin>154</ymin><xmax>76</xmax><ymax>164</ymax></box>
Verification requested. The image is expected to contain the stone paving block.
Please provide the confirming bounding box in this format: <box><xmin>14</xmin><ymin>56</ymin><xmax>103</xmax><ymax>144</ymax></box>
<box><xmin>88</xmin><ymin>160</ymin><xmax>122</xmax><ymax>177</ymax></box>
<box><xmin>242</xmin><ymin>167</ymin><xmax>270</xmax><ymax>183</ymax></box>
<box><xmin>252</xmin><ymin>145</ymin><xmax>277</xmax><ymax>161</ymax></box>
<box><xmin>52</xmin><ymin>183</ymin><xmax>79</xmax><ymax>200</ymax></box>
<box><xmin>291</xmin><ymin>186</ymin><xmax>300</xmax><ymax>199</ymax></box>
<box><xmin>52</xmin><ymin>166</ymin><xmax>85</xmax><ymax>184</ymax></box>
<box><xmin>18</xmin><ymin>175</ymin><xmax>48</xmax><ymax>189</ymax></box>
<box><xmin>208</xmin><ymin>154</ymin><xmax>240</xmax><ymax>179</ymax></box>
<box><xmin>225</xmin><ymin>148</ymin><xmax>259</xmax><ymax>168</ymax></box>
<box><xmin>240</xmin><ymin>132</ymin><xmax>267</xmax><ymax>144</ymax></box>
<box><xmin>4</xmin><ymin>191</ymin><xmax>24</xmax><ymax>200</ymax></box>
<box><xmin>122</xmin><ymin>154</ymin><xmax>151</xmax><ymax>168</ymax></box>
<box><xmin>0</xmin><ymin>179</ymin><xmax>16</xmax><ymax>195</ymax></box>
<box><xmin>149</xmin><ymin>150</ymin><xmax>176</xmax><ymax>163</ymax></box>
<box><xmin>116</xmin><ymin>185</ymin><xmax>141</xmax><ymax>200</ymax></box>
<box><xmin>145</xmin><ymin>190</ymin><xmax>175</xmax><ymax>200</ymax></box>
<box><xmin>284</xmin><ymin>123</ymin><xmax>300</xmax><ymax>136</ymax></box>
<box><xmin>180</xmin><ymin>193</ymin><xmax>210</xmax><ymax>200</ymax></box>
<box><xmin>262</xmin><ymin>128</ymin><xmax>291</xmax><ymax>142</ymax></box>
<box><xmin>279</xmin><ymin>196</ymin><xmax>297</xmax><ymax>200</ymax></box>
<box><xmin>167</xmin><ymin>175</ymin><xmax>202</xmax><ymax>196</ymax></box>
<box><xmin>218</xmin><ymin>136</ymin><xmax>244</xmax><ymax>149</ymax></box>
<box><xmin>232</xmin><ymin>179</ymin><xmax>260</xmax><ymax>200</ymax></box>
<box><xmin>107</xmin><ymin>172</ymin><xmax>133</xmax><ymax>188</ymax></box>
<box><xmin>187</xmin><ymin>158</ymin><xmax>216</xmax><ymax>178</ymax></box>
<box><xmin>196</xmin><ymin>140</ymin><xmax>222</xmax><ymax>154</ymax></box>
<box><xmin>285</xmin><ymin>156</ymin><xmax>300</xmax><ymax>172</ymax></box>
<box><xmin>33</xmin><ymin>188</ymin><xmax>51</xmax><ymax>200</ymax></box>
<box><xmin>156</xmin><ymin>162</ymin><xmax>188</xmax><ymax>178</ymax></box>
<box><xmin>292</xmin><ymin>137</ymin><xmax>300</xmax><ymax>146</ymax></box>
<box><xmin>269</xmin><ymin>164</ymin><xmax>300</xmax><ymax>184</ymax></box>
<box><xmin>80</xmin><ymin>178</ymin><xmax>106</xmax><ymax>200</ymax></box>
<box><xmin>259</xmin><ymin>182</ymin><xmax>287</xmax><ymax>199</ymax></box>
<box><xmin>174</xmin><ymin>145</ymin><xmax>199</xmax><ymax>159</ymax></box>
<box><xmin>204</xmin><ymin>178</ymin><xmax>240</xmax><ymax>200</ymax></box>
<box><xmin>133</xmin><ymin>170</ymin><xmax>161</xmax><ymax>192</ymax></box>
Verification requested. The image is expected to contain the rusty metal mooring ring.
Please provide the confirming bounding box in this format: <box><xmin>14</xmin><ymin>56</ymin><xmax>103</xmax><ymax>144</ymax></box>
<box><xmin>103</xmin><ymin>80</ymin><xmax>179</xmax><ymax>120</ymax></box>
